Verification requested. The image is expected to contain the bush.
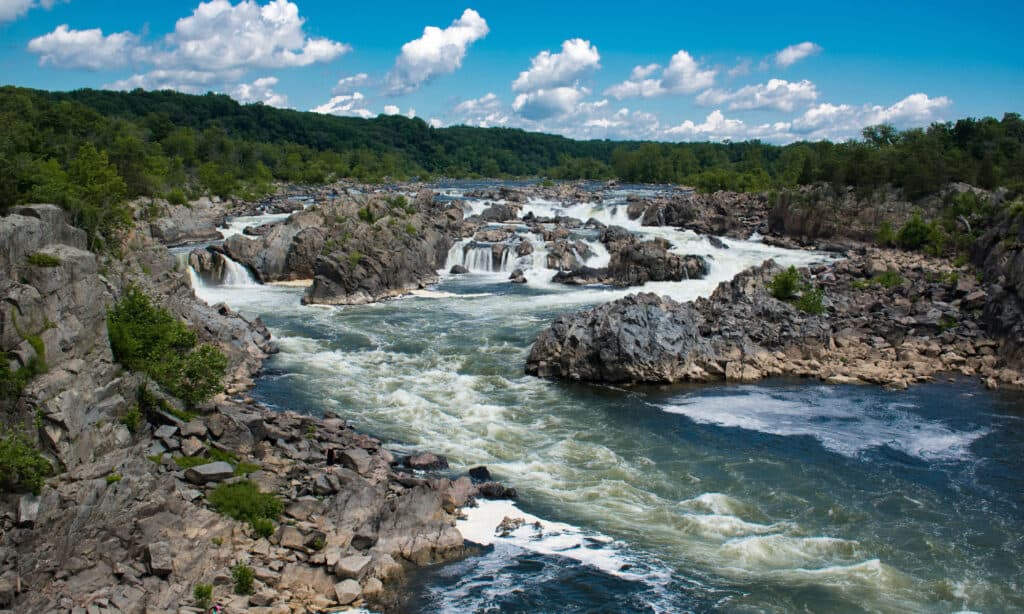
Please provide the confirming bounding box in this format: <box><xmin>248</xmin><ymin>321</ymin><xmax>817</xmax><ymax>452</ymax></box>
<box><xmin>251</xmin><ymin>517</ymin><xmax>275</xmax><ymax>539</ymax></box>
<box><xmin>0</xmin><ymin>427</ymin><xmax>52</xmax><ymax>494</ymax></box>
<box><xmin>208</xmin><ymin>480</ymin><xmax>283</xmax><ymax>534</ymax></box>
<box><xmin>875</xmin><ymin>221</ymin><xmax>896</xmax><ymax>247</ymax></box>
<box><xmin>166</xmin><ymin>188</ymin><xmax>188</xmax><ymax>206</ymax></box>
<box><xmin>794</xmin><ymin>287</ymin><xmax>825</xmax><ymax>315</ymax></box>
<box><xmin>897</xmin><ymin>213</ymin><xmax>932</xmax><ymax>250</ymax></box>
<box><xmin>26</xmin><ymin>252</ymin><xmax>61</xmax><ymax>267</ymax></box>
<box><xmin>193</xmin><ymin>583</ymin><xmax>213</xmax><ymax>609</ymax></box>
<box><xmin>1</xmin><ymin>350</ymin><xmax>46</xmax><ymax>400</ymax></box>
<box><xmin>769</xmin><ymin>266</ymin><xmax>801</xmax><ymax>300</ymax></box>
<box><xmin>105</xmin><ymin>473</ymin><xmax>122</xmax><ymax>484</ymax></box>
<box><xmin>231</xmin><ymin>563</ymin><xmax>255</xmax><ymax>595</ymax></box>
<box><xmin>873</xmin><ymin>270</ymin><xmax>903</xmax><ymax>288</ymax></box>
<box><xmin>108</xmin><ymin>287</ymin><xmax>226</xmax><ymax>408</ymax></box>
<box><xmin>119</xmin><ymin>405</ymin><xmax>142</xmax><ymax>433</ymax></box>
<box><xmin>348</xmin><ymin>251</ymin><xmax>363</xmax><ymax>266</ymax></box>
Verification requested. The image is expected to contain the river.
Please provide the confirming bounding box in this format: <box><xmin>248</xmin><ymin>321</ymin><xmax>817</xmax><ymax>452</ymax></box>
<box><xmin>187</xmin><ymin>182</ymin><xmax>1024</xmax><ymax>613</ymax></box>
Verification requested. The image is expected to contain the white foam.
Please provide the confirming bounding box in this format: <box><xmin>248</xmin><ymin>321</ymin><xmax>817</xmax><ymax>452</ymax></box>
<box><xmin>661</xmin><ymin>386</ymin><xmax>988</xmax><ymax>461</ymax></box>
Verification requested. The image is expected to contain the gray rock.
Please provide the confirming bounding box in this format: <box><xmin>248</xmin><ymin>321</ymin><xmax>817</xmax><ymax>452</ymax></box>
<box><xmin>278</xmin><ymin>525</ymin><xmax>305</xmax><ymax>550</ymax></box>
<box><xmin>404</xmin><ymin>452</ymin><xmax>449</xmax><ymax>471</ymax></box>
<box><xmin>153</xmin><ymin>425</ymin><xmax>178</xmax><ymax>440</ymax></box>
<box><xmin>334</xmin><ymin>578</ymin><xmax>361</xmax><ymax>605</ymax></box>
<box><xmin>180</xmin><ymin>436</ymin><xmax>205</xmax><ymax>457</ymax></box>
<box><xmin>183</xmin><ymin>461</ymin><xmax>235</xmax><ymax>484</ymax></box>
<box><xmin>146</xmin><ymin>542</ymin><xmax>174</xmax><ymax>577</ymax></box>
<box><xmin>333</xmin><ymin>554</ymin><xmax>371</xmax><ymax>580</ymax></box>
<box><xmin>341</xmin><ymin>448</ymin><xmax>372</xmax><ymax>475</ymax></box>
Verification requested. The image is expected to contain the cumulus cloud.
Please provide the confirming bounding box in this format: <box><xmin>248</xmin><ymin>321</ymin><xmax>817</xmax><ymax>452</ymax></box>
<box><xmin>384</xmin><ymin>8</ymin><xmax>489</xmax><ymax>95</ymax></box>
<box><xmin>332</xmin><ymin>73</ymin><xmax>369</xmax><ymax>95</ymax></box>
<box><xmin>28</xmin><ymin>25</ymin><xmax>140</xmax><ymax>70</ymax></box>
<box><xmin>775</xmin><ymin>41</ymin><xmax>822</xmax><ymax>68</ymax></box>
<box><xmin>792</xmin><ymin>93</ymin><xmax>951</xmax><ymax>139</ymax></box>
<box><xmin>230</xmin><ymin>76</ymin><xmax>288</xmax><ymax>107</ymax></box>
<box><xmin>727</xmin><ymin>59</ymin><xmax>752</xmax><ymax>78</ymax></box>
<box><xmin>104</xmin><ymin>68</ymin><xmax>244</xmax><ymax>93</ymax></box>
<box><xmin>0</xmin><ymin>0</ymin><xmax>62</xmax><ymax>24</ymax></box>
<box><xmin>151</xmin><ymin>0</ymin><xmax>349</xmax><ymax>72</ymax></box>
<box><xmin>383</xmin><ymin>104</ymin><xmax>400</xmax><ymax>115</ymax></box>
<box><xmin>310</xmin><ymin>92</ymin><xmax>373</xmax><ymax>118</ymax></box>
<box><xmin>696</xmin><ymin>79</ymin><xmax>818</xmax><ymax>112</ymax></box>
<box><xmin>605</xmin><ymin>50</ymin><xmax>715</xmax><ymax>99</ymax></box>
<box><xmin>451</xmin><ymin>92</ymin><xmax>509</xmax><ymax>127</ymax></box>
<box><xmin>512</xmin><ymin>38</ymin><xmax>600</xmax><ymax>92</ymax></box>
<box><xmin>512</xmin><ymin>86</ymin><xmax>589</xmax><ymax>121</ymax></box>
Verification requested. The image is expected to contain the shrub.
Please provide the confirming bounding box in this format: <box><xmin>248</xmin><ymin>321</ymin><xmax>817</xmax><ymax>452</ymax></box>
<box><xmin>875</xmin><ymin>221</ymin><xmax>896</xmax><ymax>247</ymax></box>
<box><xmin>26</xmin><ymin>252</ymin><xmax>61</xmax><ymax>267</ymax></box>
<box><xmin>769</xmin><ymin>266</ymin><xmax>801</xmax><ymax>300</ymax></box>
<box><xmin>896</xmin><ymin>213</ymin><xmax>932</xmax><ymax>250</ymax></box>
<box><xmin>234</xmin><ymin>461</ymin><xmax>260</xmax><ymax>476</ymax></box>
<box><xmin>251</xmin><ymin>517</ymin><xmax>275</xmax><ymax>539</ymax></box>
<box><xmin>166</xmin><ymin>188</ymin><xmax>188</xmax><ymax>206</ymax></box>
<box><xmin>794</xmin><ymin>287</ymin><xmax>825</xmax><ymax>315</ymax></box>
<box><xmin>193</xmin><ymin>583</ymin><xmax>213</xmax><ymax>609</ymax></box>
<box><xmin>105</xmin><ymin>473</ymin><xmax>122</xmax><ymax>484</ymax></box>
<box><xmin>357</xmin><ymin>206</ymin><xmax>375</xmax><ymax>223</ymax></box>
<box><xmin>0</xmin><ymin>427</ymin><xmax>52</xmax><ymax>494</ymax></box>
<box><xmin>348</xmin><ymin>251</ymin><xmax>363</xmax><ymax>266</ymax></box>
<box><xmin>1</xmin><ymin>350</ymin><xmax>46</xmax><ymax>400</ymax></box>
<box><xmin>108</xmin><ymin>288</ymin><xmax>226</xmax><ymax>408</ymax></box>
<box><xmin>208</xmin><ymin>480</ymin><xmax>283</xmax><ymax>532</ymax></box>
<box><xmin>120</xmin><ymin>405</ymin><xmax>142</xmax><ymax>433</ymax></box>
<box><xmin>231</xmin><ymin>563</ymin><xmax>255</xmax><ymax>595</ymax></box>
<box><xmin>405</xmin><ymin>222</ymin><xmax>417</xmax><ymax>236</ymax></box>
<box><xmin>873</xmin><ymin>270</ymin><xmax>903</xmax><ymax>288</ymax></box>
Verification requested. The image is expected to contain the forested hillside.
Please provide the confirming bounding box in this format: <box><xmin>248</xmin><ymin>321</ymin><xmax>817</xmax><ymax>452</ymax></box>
<box><xmin>1</xmin><ymin>85</ymin><xmax>1022</xmax><ymax>250</ymax></box>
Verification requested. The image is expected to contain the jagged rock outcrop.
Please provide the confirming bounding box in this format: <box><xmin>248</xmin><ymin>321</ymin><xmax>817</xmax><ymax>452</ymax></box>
<box><xmin>529</xmin><ymin>251</ymin><xmax>1021</xmax><ymax>389</ymax></box>
<box><xmin>147</xmin><ymin>197</ymin><xmax>224</xmax><ymax>246</ymax></box>
<box><xmin>973</xmin><ymin>207</ymin><xmax>1024</xmax><ymax>365</ymax></box>
<box><xmin>304</xmin><ymin>192</ymin><xmax>463</xmax><ymax>305</ymax></box>
<box><xmin>222</xmin><ymin>209</ymin><xmax>326</xmax><ymax>282</ymax></box>
<box><xmin>606</xmin><ymin>239</ymin><xmax>708</xmax><ymax>285</ymax></box>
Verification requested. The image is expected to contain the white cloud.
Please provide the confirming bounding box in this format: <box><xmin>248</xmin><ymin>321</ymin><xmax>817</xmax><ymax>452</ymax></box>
<box><xmin>696</xmin><ymin>79</ymin><xmax>818</xmax><ymax>112</ymax></box>
<box><xmin>665</xmin><ymin>109</ymin><xmax>750</xmax><ymax>140</ymax></box>
<box><xmin>727</xmin><ymin>59</ymin><xmax>751</xmax><ymax>78</ymax></box>
<box><xmin>384</xmin><ymin>8</ymin><xmax>489</xmax><ymax>95</ymax></box>
<box><xmin>230</xmin><ymin>76</ymin><xmax>288</xmax><ymax>107</ymax></box>
<box><xmin>451</xmin><ymin>92</ymin><xmax>509</xmax><ymax>127</ymax></box>
<box><xmin>512</xmin><ymin>86</ymin><xmax>589</xmax><ymax>121</ymax></box>
<box><xmin>512</xmin><ymin>38</ymin><xmax>601</xmax><ymax>92</ymax></box>
<box><xmin>152</xmin><ymin>0</ymin><xmax>349</xmax><ymax>72</ymax></box>
<box><xmin>428</xmin><ymin>118</ymin><xmax>444</xmax><ymax>128</ymax></box>
<box><xmin>332</xmin><ymin>73</ymin><xmax>369</xmax><ymax>95</ymax></box>
<box><xmin>28</xmin><ymin>25</ymin><xmax>140</xmax><ymax>70</ymax></box>
<box><xmin>383</xmin><ymin>104</ymin><xmax>400</xmax><ymax>115</ymax></box>
<box><xmin>104</xmin><ymin>68</ymin><xmax>244</xmax><ymax>93</ymax></box>
<box><xmin>792</xmin><ymin>93</ymin><xmax>952</xmax><ymax>139</ymax></box>
<box><xmin>775</xmin><ymin>41</ymin><xmax>822</xmax><ymax>68</ymax></box>
<box><xmin>0</xmin><ymin>0</ymin><xmax>62</xmax><ymax>24</ymax></box>
<box><xmin>310</xmin><ymin>92</ymin><xmax>373</xmax><ymax>118</ymax></box>
<box><xmin>605</xmin><ymin>50</ymin><xmax>715</xmax><ymax>99</ymax></box>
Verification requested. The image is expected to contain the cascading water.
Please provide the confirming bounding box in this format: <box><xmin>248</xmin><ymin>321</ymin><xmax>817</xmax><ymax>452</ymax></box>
<box><xmin>185</xmin><ymin>181</ymin><xmax>1024</xmax><ymax>613</ymax></box>
<box><xmin>219</xmin><ymin>255</ymin><xmax>258</xmax><ymax>287</ymax></box>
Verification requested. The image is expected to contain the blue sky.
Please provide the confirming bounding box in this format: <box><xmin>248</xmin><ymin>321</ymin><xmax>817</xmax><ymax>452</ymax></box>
<box><xmin>1</xmin><ymin>0</ymin><xmax>1021</xmax><ymax>142</ymax></box>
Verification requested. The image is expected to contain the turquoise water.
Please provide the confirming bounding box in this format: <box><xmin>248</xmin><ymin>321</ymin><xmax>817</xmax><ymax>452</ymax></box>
<box><xmin>193</xmin><ymin>184</ymin><xmax>1024</xmax><ymax>613</ymax></box>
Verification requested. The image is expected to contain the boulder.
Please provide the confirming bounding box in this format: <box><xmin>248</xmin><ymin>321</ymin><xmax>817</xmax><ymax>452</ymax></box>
<box><xmin>183</xmin><ymin>461</ymin><xmax>235</xmax><ymax>484</ymax></box>
<box><xmin>405</xmin><ymin>452</ymin><xmax>449</xmax><ymax>471</ymax></box>
<box><xmin>478</xmin><ymin>482</ymin><xmax>518</xmax><ymax>500</ymax></box>
<box><xmin>145</xmin><ymin>542</ymin><xmax>174</xmax><ymax>577</ymax></box>
<box><xmin>334</xmin><ymin>579</ymin><xmax>361</xmax><ymax>605</ymax></box>
<box><xmin>341</xmin><ymin>448</ymin><xmax>372</xmax><ymax>475</ymax></box>
<box><xmin>333</xmin><ymin>554</ymin><xmax>372</xmax><ymax>580</ymax></box>
<box><xmin>509</xmin><ymin>269</ymin><xmax>527</xmax><ymax>284</ymax></box>
<box><xmin>449</xmin><ymin>264</ymin><xmax>469</xmax><ymax>275</ymax></box>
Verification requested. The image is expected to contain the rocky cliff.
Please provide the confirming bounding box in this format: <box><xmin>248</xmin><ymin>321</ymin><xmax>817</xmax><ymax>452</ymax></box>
<box><xmin>527</xmin><ymin>250</ymin><xmax>1021</xmax><ymax>389</ymax></box>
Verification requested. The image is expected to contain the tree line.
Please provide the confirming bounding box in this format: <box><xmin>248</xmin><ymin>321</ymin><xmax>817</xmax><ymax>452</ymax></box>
<box><xmin>1</xmin><ymin>85</ymin><xmax>1021</xmax><ymax>250</ymax></box>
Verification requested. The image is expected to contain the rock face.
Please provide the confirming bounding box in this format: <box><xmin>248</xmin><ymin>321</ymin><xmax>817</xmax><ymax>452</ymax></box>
<box><xmin>148</xmin><ymin>198</ymin><xmax>224</xmax><ymax>246</ymax></box>
<box><xmin>304</xmin><ymin>191</ymin><xmax>463</xmax><ymax>305</ymax></box>
<box><xmin>529</xmin><ymin>251</ymin><xmax>1021</xmax><ymax>389</ymax></box>
<box><xmin>222</xmin><ymin>208</ymin><xmax>326</xmax><ymax>282</ymax></box>
<box><xmin>974</xmin><ymin>208</ymin><xmax>1024</xmax><ymax>365</ymax></box>
<box><xmin>549</xmin><ymin>236</ymin><xmax>708</xmax><ymax>288</ymax></box>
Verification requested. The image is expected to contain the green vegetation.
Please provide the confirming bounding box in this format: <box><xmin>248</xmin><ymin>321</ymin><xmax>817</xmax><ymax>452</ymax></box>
<box><xmin>192</xmin><ymin>583</ymin><xmax>213</xmax><ymax>610</ymax></box>
<box><xmin>769</xmin><ymin>266</ymin><xmax>826</xmax><ymax>315</ymax></box>
<box><xmin>119</xmin><ymin>405</ymin><xmax>143</xmax><ymax>433</ymax></box>
<box><xmin>107</xmin><ymin>287</ymin><xmax>227</xmax><ymax>408</ymax></box>
<box><xmin>231</xmin><ymin>562</ymin><xmax>255</xmax><ymax>595</ymax></box>
<box><xmin>172</xmin><ymin>455</ymin><xmax>210</xmax><ymax>469</ymax></box>
<box><xmin>875</xmin><ymin>221</ymin><xmax>897</xmax><ymax>247</ymax></box>
<box><xmin>208</xmin><ymin>480</ymin><xmax>283</xmax><ymax>537</ymax></box>
<box><xmin>105</xmin><ymin>473</ymin><xmax>122</xmax><ymax>484</ymax></box>
<box><xmin>0</xmin><ymin>426</ymin><xmax>51</xmax><ymax>494</ymax></box>
<box><xmin>26</xmin><ymin>252</ymin><xmax>61</xmax><ymax>267</ymax></box>
<box><xmin>769</xmin><ymin>266</ymin><xmax>801</xmax><ymax>300</ymax></box>
<box><xmin>874</xmin><ymin>270</ymin><xmax>904</xmax><ymax>288</ymax></box>
<box><xmin>251</xmin><ymin>517</ymin><xmax>275</xmax><ymax>539</ymax></box>
<box><xmin>348</xmin><ymin>251</ymin><xmax>364</xmax><ymax>266</ymax></box>
<box><xmin>1</xmin><ymin>350</ymin><xmax>46</xmax><ymax>401</ymax></box>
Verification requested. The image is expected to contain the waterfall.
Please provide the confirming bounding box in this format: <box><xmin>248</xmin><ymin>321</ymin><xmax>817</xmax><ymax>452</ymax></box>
<box><xmin>221</xmin><ymin>255</ymin><xmax>258</xmax><ymax>286</ymax></box>
<box><xmin>446</xmin><ymin>239</ymin><xmax>519</xmax><ymax>273</ymax></box>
